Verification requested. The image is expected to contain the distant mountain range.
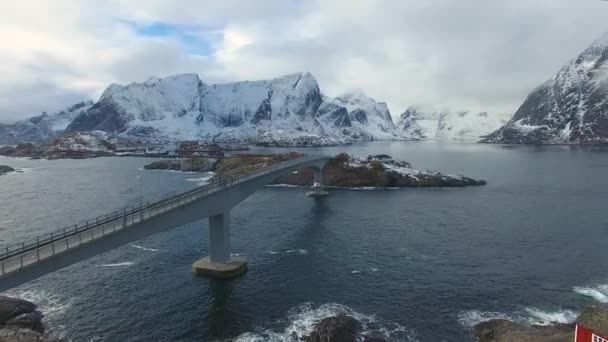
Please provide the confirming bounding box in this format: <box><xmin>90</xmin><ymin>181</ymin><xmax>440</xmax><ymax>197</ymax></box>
<box><xmin>0</xmin><ymin>101</ymin><xmax>93</xmax><ymax>143</ymax></box>
<box><xmin>1</xmin><ymin>73</ymin><xmax>506</xmax><ymax>145</ymax></box>
<box><xmin>397</xmin><ymin>107</ymin><xmax>508</xmax><ymax>141</ymax></box>
<box><xmin>484</xmin><ymin>32</ymin><xmax>608</xmax><ymax>144</ymax></box>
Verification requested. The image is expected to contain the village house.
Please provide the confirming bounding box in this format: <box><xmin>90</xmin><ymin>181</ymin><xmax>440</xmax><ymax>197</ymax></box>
<box><xmin>575</xmin><ymin>304</ymin><xmax>608</xmax><ymax>342</ymax></box>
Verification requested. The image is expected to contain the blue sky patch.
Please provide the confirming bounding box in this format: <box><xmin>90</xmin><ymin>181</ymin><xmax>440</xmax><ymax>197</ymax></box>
<box><xmin>124</xmin><ymin>20</ymin><xmax>215</xmax><ymax>56</ymax></box>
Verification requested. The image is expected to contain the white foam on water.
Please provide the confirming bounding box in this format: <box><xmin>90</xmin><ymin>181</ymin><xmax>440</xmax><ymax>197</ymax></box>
<box><xmin>131</xmin><ymin>244</ymin><xmax>160</xmax><ymax>252</ymax></box>
<box><xmin>351</xmin><ymin>270</ymin><xmax>362</xmax><ymax>274</ymax></box>
<box><xmin>269</xmin><ymin>249</ymin><xmax>309</xmax><ymax>256</ymax></box>
<box><xmin>457</xmin><ymin>310</ymin><xmax>513</xmax><ymax>328</ymax></box>
<box><xmin>523</xmin><ymin>308</ymin><xmax>578</xmax><ymax>326</ymax></box>
<box><xmin>99</xmin><ymin>262</ymin><xmax>135</xmax><ymax>267</ymax></box>
<box><xmin>458</xmin><ymin>307</ymin><xmax>579</xmax><ymax>329</ymax></box>
<box><xmin>574</xmin><ymin>283</ymin><xmax>608</xmax><ymax>303</ymax></box>
<box><xmin>232</xmin><ymin>303</ymin><xmax>418</xmax><ymax>342</ymax></box>
<box><xmin>370</xmin><ymin>268</ymin><xmax>379</xmax><ymax>272</ymax></box>
<box><xmin>186</xmin><ymin>172</ymin><xmax>214</xmax><ymax>183</ymax></box>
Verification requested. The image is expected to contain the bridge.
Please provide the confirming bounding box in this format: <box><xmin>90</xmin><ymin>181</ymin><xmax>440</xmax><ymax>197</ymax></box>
<box><xmin>0</xmin><ymin>155</ymin><xmax>330</xmax><ymax>292</ymax></box>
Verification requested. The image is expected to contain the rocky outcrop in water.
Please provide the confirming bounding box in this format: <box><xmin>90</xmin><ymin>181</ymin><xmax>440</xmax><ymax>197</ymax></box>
<box><xmin>0</xmin><ymin>296</ymin><xmax>59</xmax><ymax>342</ymax></box>
<box><xmin>0</xmin><ymin>165</ymin><xmax>15</xmax><ymax>175</ymax></box>
<box><xmin>273</xmin><ymin>153</ymin><xmax>486</xmax><ymax>188</ymax></box>
<box><xmin>143</xmin><ymin>158</ymin><xmax>217</xmax><ymax>172</ymax></box>
<box><xmin>303</xmin><ymin>314</ymin><xmax>387</xmax><ymax>342</ymax></box>
<box><xmin>473</xmin><ymin>319</ymin><xmax>574</xmax><ymax>342</ymax></box>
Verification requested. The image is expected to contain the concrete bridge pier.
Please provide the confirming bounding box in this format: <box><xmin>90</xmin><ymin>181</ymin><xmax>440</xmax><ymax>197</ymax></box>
<box><xmin>313</xmin><ymin>167</ymin><xmax>323</xmax><ymax>186</ymax></box>
<box><xmin>192</xmin><ymin>210</ymin><xmax>247</xmax><ymax>279</ymax></box>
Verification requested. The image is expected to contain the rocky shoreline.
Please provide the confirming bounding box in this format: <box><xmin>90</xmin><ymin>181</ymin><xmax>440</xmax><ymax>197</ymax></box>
<box><xmin>144</xmin><ymin>153</ymin><xmax>487</xmax><ymax>189</ymax></box>
<box><xmin>473</xmin><ymin>319</ymin><xmax>574</xmax><ymax>342</ymax></box>
<box><xmin>0</xmin><ymin>296</ymin><xmax>58</xmax><ymax>342</ymax></box>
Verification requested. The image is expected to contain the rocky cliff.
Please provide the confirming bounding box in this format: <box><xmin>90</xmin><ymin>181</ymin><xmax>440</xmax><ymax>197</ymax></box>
<box><xmin>484</xmin><ymin>32</ymin><xmax>608</xmax><ymax>144</ymax></box>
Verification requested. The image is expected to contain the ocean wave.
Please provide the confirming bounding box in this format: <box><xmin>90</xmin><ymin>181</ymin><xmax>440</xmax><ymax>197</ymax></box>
<box><xmin>99</xmin><ymin>262</ymin><xmax>135</xmax><ymax>267</ymax></box>
<box><xmin>131</xmin><ymin>244</ymin><xmax>160</xmax><ymax>252</ymax></box>
<box><xmin>4</xmin><ymin>289</ymin><xmax>72</xmax><ymax>339</ymax></box>
<box><xmin>232</xmin><ymin>303</ymin><xmax>418</xmax><ymax>342</ymax></box>
<box><xmin>458</xmin><ymin>307</ymin><xmax>579</xmax><ymax>329</ymax></box>
<box><xmin>351</xmin><ymin>268</ymin><xmax>380</xmax><ymax>275</ymax></box>
<box><xmin>268</xmin><ymin>249</ymin><xmax>309</xmax><ymax>255</ymax></box>
<box><xmin>574</xmin><ymin>283</ymin><xmax>608</xmax><ymax>303</ymax></box>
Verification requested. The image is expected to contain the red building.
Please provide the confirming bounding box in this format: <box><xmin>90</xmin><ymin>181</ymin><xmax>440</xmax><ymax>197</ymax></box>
<box><xmin>575</xmin><ymin>304</ymin><xmax>608</xmax><ymax>342</ymax></box>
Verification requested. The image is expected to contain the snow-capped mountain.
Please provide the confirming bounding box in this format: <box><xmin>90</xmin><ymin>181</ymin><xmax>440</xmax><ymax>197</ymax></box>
<box><xmin>397</xmin><ymin>106</ymin><xmax>508</xmax><ymax>141</ymax></box>
<box><xmin>0</xmin><ymin>101</ymin><xmax>93</xmax><ymax>143</ymax></box>
<box><xmin>67</xmin><ymin>73</ymin><xmax>403</xmax><ymax>145</ymax></box>
<box><xmin>484</xmin><ymin>32</ymin><xmax>608</xmax><ymax>144</ymax></box>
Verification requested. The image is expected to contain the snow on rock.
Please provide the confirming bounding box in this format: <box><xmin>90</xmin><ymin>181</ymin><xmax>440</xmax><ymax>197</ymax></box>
<box><xmin>398</xmin><ymin>106</ymin><xmax>508</xmax><ymax>141</ymax></box>
<box><xmin>0</xmin><ymin>101</ymin><xmax>93</xmax><ymax>143</ymax></box>
<box><xmin>66</xmin><ymin>73</ymin><xmax>403</xmax><ymax>145</ymax></box>
<box><xmin>45</xmin><ymin>131</ymin><xmax>112</xmax><ymax>152</ymax></box>
<box><xmin>484</xmin><ymin>31</ymin><xmax>608</xmax><ymax>144</ymax></box>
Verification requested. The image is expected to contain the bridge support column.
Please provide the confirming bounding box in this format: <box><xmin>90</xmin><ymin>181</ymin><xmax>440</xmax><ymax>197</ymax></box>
<box><xmin>192</xmin><ymin>210</ymin><xmax>247</xmax><ymax>279</ymax></box>
<box><xmin>313</xmin><ymin>168</ymin><xmax>323</xmax><ymax>186</ymax></box>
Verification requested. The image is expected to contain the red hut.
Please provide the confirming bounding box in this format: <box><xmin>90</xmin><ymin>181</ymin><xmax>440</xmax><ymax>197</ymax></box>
<box><xmin>575</xmin><ymin>304</ymin><xmax>608</xmax><ymax>342</ymax></box>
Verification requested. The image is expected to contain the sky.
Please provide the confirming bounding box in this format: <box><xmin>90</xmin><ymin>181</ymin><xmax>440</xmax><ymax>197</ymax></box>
<box><xmin>0</xmin><ymin>0</ymin><xmax>607</xmax><ymax>123</ymax></box>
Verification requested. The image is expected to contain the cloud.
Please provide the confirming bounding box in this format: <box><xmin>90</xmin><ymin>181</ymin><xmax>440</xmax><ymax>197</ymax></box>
<box><xmin>0</xmin><ymin>0</ymin><xmax>607</xmax><ymax>122</ymax></box>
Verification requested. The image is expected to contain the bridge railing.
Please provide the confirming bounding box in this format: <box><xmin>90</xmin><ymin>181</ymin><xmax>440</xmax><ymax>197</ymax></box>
<box><xmin>0</xmin><ymin>155</ymin><xmax>325</xmax><ymax>269</ymax></box>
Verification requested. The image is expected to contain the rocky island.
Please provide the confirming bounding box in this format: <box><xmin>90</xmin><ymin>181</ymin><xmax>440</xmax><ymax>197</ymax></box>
<box><xmin>0</xmin><ymin>296</ymin><xmax>58</xmax><ymax>342</ymax></box>
<box><xmin>0</xmin><ymin>165</ymin><xmax>15</xmax><ymax>175</ymax></box>
<box><xmin>144</xmin><ymin>153</ymin><xmax>486</xmax><ymax>188</ymax></box>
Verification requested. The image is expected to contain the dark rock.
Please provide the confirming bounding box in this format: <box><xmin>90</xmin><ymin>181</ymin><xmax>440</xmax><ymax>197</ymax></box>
<box><xmin>180</xmin><ymin>158</ymin><xmax>217</xmax><ymax>172</ymax></box>
<box><xmin>304</xmin><ymin>314</ymin><xmax>362</xmax><ymax>342</ymax></box>
<box><xmin>0</xmin><ymin>165</ymin><xmax>15</xmax><ymax>175</ymax></box>
<box><xmin>0</xmin><ymin>326</ymin><xmax>52</xmax><ymax>342</ymax></box>
<box><xmin>362</xmin><ymin>335</ymin><xmax>388</xmax><ymax>342</ymax></box>
<box><xmin>143</xmin><ymin>158</ymin><xmax>217</xmax><ymax>172</ymax></box>
<box><xmin>5</xmin><ymin>311</ymin><xmax>45</xmax><ymax>333</ymax></box>
<box><xmin>0</xmin><ymin>296</ymin><xmax>36</xmax><ymax>324</ymax></box>
<box><xmin>474</xmin><ymin>319</ymin><xmax>574</xmax><ymax>342</ymax></box>
<box><xmin>0</xmin><ymin>146</ymin><xmax>16</xmax><ymax>156</ymax></box>
<box><xmin>143</xmin><ymin>160</ymin><xmax>182</xmax><ymax>171</ymax></box>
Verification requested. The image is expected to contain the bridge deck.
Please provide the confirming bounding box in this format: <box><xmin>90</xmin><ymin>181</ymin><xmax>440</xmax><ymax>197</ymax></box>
<box><xmin>0</xmin><ymin>155</ymin><xmax>328</xmax><ymax>279</ymax></box>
